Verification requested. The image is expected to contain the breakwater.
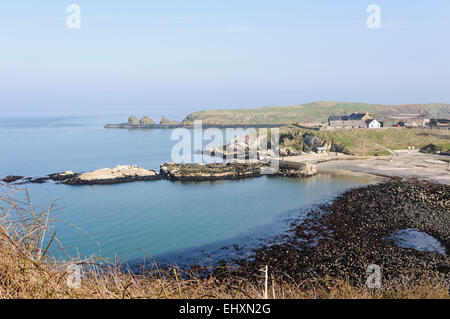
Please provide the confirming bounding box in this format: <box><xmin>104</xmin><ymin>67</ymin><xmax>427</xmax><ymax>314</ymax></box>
<box><xmin>2</xmin><ymin>161</ymin><xmax>317</xmax><ymax>185</ymax></box>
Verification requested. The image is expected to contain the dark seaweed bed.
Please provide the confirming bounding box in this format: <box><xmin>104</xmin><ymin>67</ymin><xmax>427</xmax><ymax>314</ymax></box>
<box><xmin>229</xmin><ymin>179</ymin><xmax>450</xmax><ymax>288</ymax></box>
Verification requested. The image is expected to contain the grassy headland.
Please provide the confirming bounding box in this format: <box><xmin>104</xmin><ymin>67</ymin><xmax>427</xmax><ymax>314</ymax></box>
<box><xmin>278</xmin><ymin>126</ymin><xmax>450</xmax><ymax>156</ymax></box>
<box><xmin>182</xmin><ymin>101</ymin><xmax>450</xmax><ymax>125</ymax></box>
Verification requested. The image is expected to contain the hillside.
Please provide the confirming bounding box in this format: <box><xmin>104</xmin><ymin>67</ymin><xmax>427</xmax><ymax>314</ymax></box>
<box><xmin>279</xmin><ymin>126</ymin><xmax>450</xmax><ymax>156</ymax></box>
<box><xmin>182</xmin><ymin>101</ymin><xmax>450</xmax><ymax>125</ymax></box>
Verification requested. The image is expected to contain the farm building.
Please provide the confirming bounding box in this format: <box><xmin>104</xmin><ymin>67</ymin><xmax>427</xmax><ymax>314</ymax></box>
<box><xmin>327</xmin><ymin>112</ymin><xmax>380</xmax><ymax>129</ymax></box>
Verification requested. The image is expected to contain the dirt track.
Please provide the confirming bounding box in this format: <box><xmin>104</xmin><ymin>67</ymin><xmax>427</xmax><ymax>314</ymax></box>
<box><xmin>285</xmin><ymin>150</ymin><xmax>450</xmax><ymax>185</ymax></box>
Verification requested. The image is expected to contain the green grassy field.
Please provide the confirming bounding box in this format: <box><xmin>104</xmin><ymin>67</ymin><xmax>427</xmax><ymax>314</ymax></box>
<box><xmin>279</xmin><ymin>126</ymin><xmax>450</xmax><ymax>156</ymax></box>
<box><xmin>182</xmin><ymin>101</ymin><xmax>450</xmax><ymax>124</ymax></box>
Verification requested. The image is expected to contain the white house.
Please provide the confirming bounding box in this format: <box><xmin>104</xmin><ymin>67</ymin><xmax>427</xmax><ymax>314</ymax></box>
<box><xmin>365</xmin><ymin>119</ymin><xmax>381</xmax><ymax>129</ymax></box>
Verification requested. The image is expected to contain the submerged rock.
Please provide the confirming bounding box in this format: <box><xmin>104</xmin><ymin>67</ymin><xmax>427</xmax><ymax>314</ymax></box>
<box><xmin>28</xmin><ymin>177</ymin><xmax>50</xmax><ymax>184</ymax></box>
<box><xmin>2</xmin><ymin>175</ymin><xmax>24</xmax><ymax>183</ymax></box>
<box><xmin>64</xmin><ymin>165</ymin><xmax>160</xmax><ymax>185</ymax></box>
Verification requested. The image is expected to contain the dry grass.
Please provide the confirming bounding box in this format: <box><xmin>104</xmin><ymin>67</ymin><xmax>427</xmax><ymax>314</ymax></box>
<box><xmin>0</xmin><ymin>185</ymin><xmax>448</xmax><ymax>299</ymax></box>
<box><xmin>280</xmin><ymin>126</ymin><xmax>450</xmax><ymax>156</ymax></box>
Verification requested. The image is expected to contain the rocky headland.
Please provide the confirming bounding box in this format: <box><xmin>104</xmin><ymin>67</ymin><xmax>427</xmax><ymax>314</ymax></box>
<box><xmin>105</xmin><ymin>115</ymin><xmax>286</xmax><ymax>130</ymax></box>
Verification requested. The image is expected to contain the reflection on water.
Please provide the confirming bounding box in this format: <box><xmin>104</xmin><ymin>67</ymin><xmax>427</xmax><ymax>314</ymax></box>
<box><xmin>389</xmin><ymin>228</ymin><xmax>446</xmax><ymax>254</ymax></box>
<box><xmin>17</xmin><ymin>175</ymin><xmax>376</xmax><ymax>263</ymax></box>
<box><xmin>0</xmin><ymin>116</ymin><xmax>382</xmax><ymax>266</ymax></box>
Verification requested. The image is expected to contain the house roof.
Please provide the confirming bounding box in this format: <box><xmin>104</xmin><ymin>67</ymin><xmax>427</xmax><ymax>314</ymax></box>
<box><xmin>329</xmin><ymin>115</ymin><xmax>345</xmax><ymax>121</ymax></box>
<box><xmin>329</xmin><ymin>112</ymin><xmax>369</xmax><ymax>121</ymax></box>
<box><xmin>348</xmin><ymin>113</ymin><xmax>368</xmax><ymax>120</ymax></box>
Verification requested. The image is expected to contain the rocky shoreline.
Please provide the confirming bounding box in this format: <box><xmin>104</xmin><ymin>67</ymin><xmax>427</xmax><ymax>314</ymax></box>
<box><xmin>2</xmin><ymin>161</ymin><xmax>317</xmax><ymax>185</ymax></box>
<box><xmin>224</xmin><ymin>180</ymin><xmax>449</xmax><ymax>288</ymax></box>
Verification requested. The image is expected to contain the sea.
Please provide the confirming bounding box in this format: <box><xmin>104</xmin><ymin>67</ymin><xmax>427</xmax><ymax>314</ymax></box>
<box><xmin>0</xmin><ymin>115</ymin><xmax>375</xmax><ymax>267</ymax></box>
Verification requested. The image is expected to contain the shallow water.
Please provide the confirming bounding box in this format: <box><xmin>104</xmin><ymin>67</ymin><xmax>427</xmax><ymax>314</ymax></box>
<box><xmin>1</xmin><ymin>116</ymin><xmax>375</xmax><ymax>264</ymax></box>
<box><xmin>390</xmin><ymin>228</ymin><xmax>446</xmax><ymax>254</ymax></box>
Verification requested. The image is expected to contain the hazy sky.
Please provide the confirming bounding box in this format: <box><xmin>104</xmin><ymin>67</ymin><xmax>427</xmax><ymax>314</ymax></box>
<box><xmin>1</xmin><ymin>0</ymin><xmax>449</xmax><ymax>117</ymax></box>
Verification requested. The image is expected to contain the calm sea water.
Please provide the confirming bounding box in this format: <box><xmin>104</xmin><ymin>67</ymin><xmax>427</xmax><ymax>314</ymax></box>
<box><xmin>0</xmin><ymin>116</ymin><xmax>374</xmax><ymax>264</ymax></box>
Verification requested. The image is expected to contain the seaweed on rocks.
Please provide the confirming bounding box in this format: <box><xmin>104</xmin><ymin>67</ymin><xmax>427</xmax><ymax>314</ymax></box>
<box><xmin>48</xmin><ymin>171</ymin><xmax>78</xmax><ymax>182</ymax></box>
<box><xmin>232</xmin><ymin>180</ymin><xmax>449</xmax><ymax>288</ymax></box>
<box><xmin>64</xmin><ymin>174</ymin><xmax>161</xmax><ymax>185</ymax></box>
<box><xmin>28</xmin><ymin>177</ymin><xmax>49</xmax><ymax>184</ymax></box>
<box><xmin>2</xmin><ymin>176</ymin><xmax>24</xmax><ymax>183</ymax></box>
<box><xmin>159</xmin><ymin>162</ymin><xmax>264</xmax><ymax>181</ymax></box>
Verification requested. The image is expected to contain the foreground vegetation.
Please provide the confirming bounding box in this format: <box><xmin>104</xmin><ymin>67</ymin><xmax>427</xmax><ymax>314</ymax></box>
<box><xmin>279</xmin><ymin>126</ymin><xmax>450</xmax><ymax>156</ymax></box>
<box><xmin>182</xmin><ymin>101</ymin><xmax>450</xmax><ymax>125</ymax></box>
<box><xmin>0</xmin><ymin>185</ymin><xmax>448</xmax><ymax>299</ymax></box>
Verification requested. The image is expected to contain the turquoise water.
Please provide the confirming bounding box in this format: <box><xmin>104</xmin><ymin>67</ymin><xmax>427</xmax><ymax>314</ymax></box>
<box><xmin>0</xmin><ymin>116</ymin><xmax>373</xmax><ymax>263</ymax></box>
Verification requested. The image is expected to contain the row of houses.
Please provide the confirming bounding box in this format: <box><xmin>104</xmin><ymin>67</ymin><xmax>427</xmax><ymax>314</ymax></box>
<box><xmin>326</xmin><ymin>112</ymin><xmax>381</xmax><ymax>129</ymax></box>
<box><xmin>324</xmin><ymin>112</ymin><xmax>449</xmax><ymax>130</ymax></box>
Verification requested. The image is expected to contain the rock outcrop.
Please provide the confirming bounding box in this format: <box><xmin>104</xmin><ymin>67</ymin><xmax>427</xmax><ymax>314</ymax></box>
<box><xmin>139</xmin><ymin>116</ymin><xmax>156</xmax><ymax>125</ymax></box>
<box><xmin>279</xmin><ymin>147</ymin><xmax>302</xmax><ymax>157</ymax></box>
<box><xmin>280</xmin><ymin>130</ymin><xmax>350</xmax><ymax>155</ymax></box>
<box><xmin>276</xmin><ymin>162</ymin><xmax>317</xmax><ymax>178</ymax></box>
<box><xmin>420</xmin><ymin>143</ymin><xmax>449</xmax><ymax>154</ymax></box>
<box><xmin>48</xmin><ymin>171</ymin><xmax>77</xmax><ymax>181</ymax></box>
<box><xmin>2</xmin><ymin>176</ymin><xmax>24</xmax><ymax>183</ymax></box>
<box><xmin>208</xmin><ymin>133</ymin><xmax>278</xmax><ymax>159</ymax></box>
<box><xmin>23</xmin><ymin>177</ymin><xmax>49</xmax><ymax>184</ymax></box>
<box><xmin>159</xmin><ymin>116</ymin><xmax>180</xmax><ymax>126</ymax></box>
<box><xmin>159</xmin><ymin>162</ymin><xmax>263</xmax><ymax>181</ymax></box>
<box><xmin>64</xmin><ymin>165</ymin><xmax>160</xmax><ymax>185</ymax></box>
<box><xmin>128</xmin><ymin>116</ymin><xmax>140</xmax><ymax>125</ymax></box>
<box><xmin>2</xmin><ymin>175</ymin><xmax>51</xmax><ymax>184</ymax></box>
<box><xmin>209</xmin><ymin>129</ymin><xmax>350</xmax><ymax>159</ymax></box>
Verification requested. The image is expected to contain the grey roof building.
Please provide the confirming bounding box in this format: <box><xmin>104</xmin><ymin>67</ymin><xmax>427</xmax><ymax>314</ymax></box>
<box><xmin>328</xmin><ymin>112</ymin><xmax>375</xmax><ymax>128</ymax></box>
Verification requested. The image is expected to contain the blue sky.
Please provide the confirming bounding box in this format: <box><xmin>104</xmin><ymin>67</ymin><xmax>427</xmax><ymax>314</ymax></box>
<box><xmin>0</xmin><ymin>0</ymin><xmax>449</xmax><ymax>117</ymax></box>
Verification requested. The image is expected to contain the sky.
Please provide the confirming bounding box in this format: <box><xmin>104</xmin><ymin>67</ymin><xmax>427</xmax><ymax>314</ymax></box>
<box><xmin>0</xmin><ymin>0</ymin><xmax>449</xmax><ymax>117</ymax></box>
